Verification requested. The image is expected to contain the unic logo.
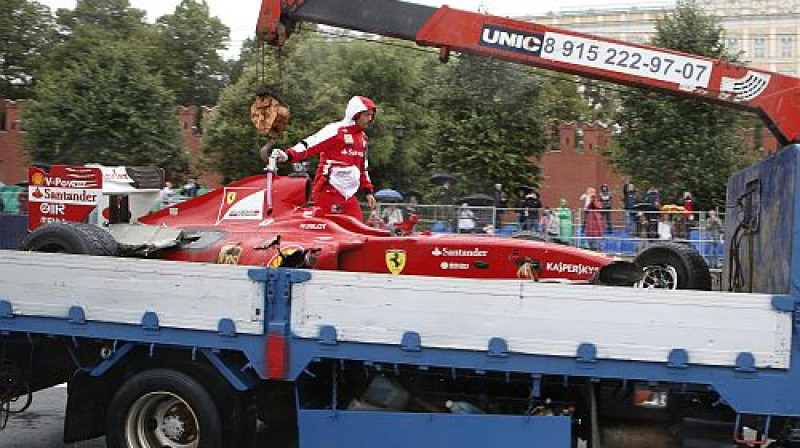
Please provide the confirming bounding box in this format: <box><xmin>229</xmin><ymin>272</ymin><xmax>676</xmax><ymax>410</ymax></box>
<box><xmin>480</xmin><ymin>26</ymin><xmax>544</xmax><ymax>56</ymax></box>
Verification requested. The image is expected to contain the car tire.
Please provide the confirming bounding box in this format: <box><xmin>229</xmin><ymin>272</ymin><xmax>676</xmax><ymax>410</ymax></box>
<box><xmin>634</xmin><ymin>242</ymin><xmax>711</xmax><ymax>290</ymax></box>
<box><xmin>20</xmin><ymin>221</ymin><xmax>119</xmax><ymax>255</ymax></box>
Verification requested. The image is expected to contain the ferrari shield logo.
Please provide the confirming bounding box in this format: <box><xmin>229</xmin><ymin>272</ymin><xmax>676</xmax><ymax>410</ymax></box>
<box><xmin>226</xmin><ymin>191</ymin><xmax>237</xmax><ymax>205</ymax></box>
<box><xmin>385</xmin><ymin>249</ymin><xmax>407</xmax><ymax>275</ymax></box>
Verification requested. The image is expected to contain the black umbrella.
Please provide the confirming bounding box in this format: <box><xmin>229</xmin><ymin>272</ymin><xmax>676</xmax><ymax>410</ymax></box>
<box><xmin>429</xmin><ymin>173</ymin><xmax>458</xmax><ymax>186</ymax></box>
<box><xmin>458</xmin><ymin>193</ymin><xmax>495</xmax><ymax>207</ymax></box>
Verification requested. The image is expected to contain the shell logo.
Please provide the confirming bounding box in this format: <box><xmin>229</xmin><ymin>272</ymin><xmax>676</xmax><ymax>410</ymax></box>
<box><xmin>267</xmin><ymin>246</ymin><xmax>303</xmax><ymax>268</ymax></box>
<box><xmin>31</xmin><ymin>172</ymin><xmax>45</xmax><ymax>186</ymax></box>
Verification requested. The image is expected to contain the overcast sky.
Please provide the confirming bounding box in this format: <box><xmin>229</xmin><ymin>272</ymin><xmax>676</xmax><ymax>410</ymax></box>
<box><xmin>38</xmin><ymin>0</ymin><xmax>675</xmax><ymax>57</ymax></box>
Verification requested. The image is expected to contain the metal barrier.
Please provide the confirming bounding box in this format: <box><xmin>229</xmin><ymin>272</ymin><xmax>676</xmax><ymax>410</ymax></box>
<box><xmin>372</xmin><ymin>203</ymin><xmax>725</xmax><ymax>267</ymax></box>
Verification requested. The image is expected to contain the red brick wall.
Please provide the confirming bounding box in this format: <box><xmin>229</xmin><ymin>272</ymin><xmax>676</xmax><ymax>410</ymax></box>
<box><xmin>177</xmin><ymin>105</ymin><xmax>221</xmax><ymax>189</ymax></box>
<box><xmin>537</xmin><ymin>122</ymin><xmax>625</xmax><ymax>209</ymax></box>
<box><xmin>0</xmin><ymin>101</ymin><xmax>30</xmax><ymax>185</ymax></box>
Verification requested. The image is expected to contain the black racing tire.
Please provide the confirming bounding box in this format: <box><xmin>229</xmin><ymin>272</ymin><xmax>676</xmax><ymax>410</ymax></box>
<box><xmin>634</xmin><ymin>242</ymin><xmax>711</xmax><ymax>290</ymax></box>
<box><xmin>20</xmin><ymin>221</ymin><xmax>119</xmax><ymax>255</ymax></box>
<box><xmin>106</xmin><ymin>368</ymin><xmax>222</xmax><ymax>448</ymax></box>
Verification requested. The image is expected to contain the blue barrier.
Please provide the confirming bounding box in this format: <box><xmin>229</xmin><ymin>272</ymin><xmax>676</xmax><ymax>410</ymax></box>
<box><xmin>0</xmin><ymin>214</ymin><xmax>27</xmax><ymax>249</ymax></box>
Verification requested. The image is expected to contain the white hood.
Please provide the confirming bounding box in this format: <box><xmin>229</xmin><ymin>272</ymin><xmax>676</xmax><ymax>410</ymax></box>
<box><xmin>342</xmin><ymin>96</ymin><xmax>376</xmax><ymax>125</ymax></box>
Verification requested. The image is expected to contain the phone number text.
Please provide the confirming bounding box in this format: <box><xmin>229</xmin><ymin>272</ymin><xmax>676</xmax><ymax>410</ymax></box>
<box><xmin>541</xmin><ymin>33</ymin><xmax>712</xmax><ymax>89</ymax></box>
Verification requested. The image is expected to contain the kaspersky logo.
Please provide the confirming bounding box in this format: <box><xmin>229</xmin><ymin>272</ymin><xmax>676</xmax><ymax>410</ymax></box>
<box><xmin>480</xmin><ymin>25</ymin><xmax>544</xmax><ymax>56</ymax></box>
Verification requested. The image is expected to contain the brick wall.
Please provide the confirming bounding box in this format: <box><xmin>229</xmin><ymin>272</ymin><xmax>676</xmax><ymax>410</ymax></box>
<box><xmin>177</xmin><ymin>105</ymin><xmax>222</xmax><ymax>189</ymax></box>
<box><xmin>0</xmin><ymin>101</ymin><xmax>30</xmax><ymax>185</ymax></box>
<box><xmin>538</xmin><ymin>122</ymin><xmax>625</xmax><ymax>209</ymax></box>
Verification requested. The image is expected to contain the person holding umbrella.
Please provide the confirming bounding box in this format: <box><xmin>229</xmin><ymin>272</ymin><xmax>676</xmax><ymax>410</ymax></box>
<box><xmin>271</xmin><ymin>96</ymin><xmax>377</xmax><ymax>222</ymax></box>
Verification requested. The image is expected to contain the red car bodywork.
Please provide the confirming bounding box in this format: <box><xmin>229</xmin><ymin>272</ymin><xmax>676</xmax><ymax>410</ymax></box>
<box><xmin>138</xmin><ymin>174</ymin><xmax>613</xmax><ymax>282</ymax></box>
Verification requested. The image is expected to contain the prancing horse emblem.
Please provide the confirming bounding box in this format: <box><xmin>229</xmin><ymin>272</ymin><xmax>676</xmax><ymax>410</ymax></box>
<box><xmin>385</xmin><ymin>249</ymin><xmax>407</xmax><ymax>275</ymax></box>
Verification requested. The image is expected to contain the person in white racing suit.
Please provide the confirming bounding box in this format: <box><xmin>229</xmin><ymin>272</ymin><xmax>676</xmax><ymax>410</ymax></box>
<box><xmin>273</xmin><ymin>96</ymin><xmax>377</xmax><ymax>221</ymax></box>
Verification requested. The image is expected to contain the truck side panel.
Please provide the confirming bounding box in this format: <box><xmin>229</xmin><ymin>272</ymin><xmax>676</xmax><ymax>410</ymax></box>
<box><xmin>289</xmin><ymin>270</ymin><xmax>790</xmax><ymax>368</ymax></box>
<box><xmin>0</xmin><ymin>251</ymin><xmax>263</xmax><ymax>334</ymax></box>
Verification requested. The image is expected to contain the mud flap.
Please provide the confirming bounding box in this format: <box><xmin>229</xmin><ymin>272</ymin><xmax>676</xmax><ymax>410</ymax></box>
<box><xmin>594</xmin><ymin>261</ymin><xmax>641</xmax><ymax>286</ymax></box>
<box><xmin>64</xmin><ymin>372</ymin><xmax>109</xmax><ymax>443</ymax></box>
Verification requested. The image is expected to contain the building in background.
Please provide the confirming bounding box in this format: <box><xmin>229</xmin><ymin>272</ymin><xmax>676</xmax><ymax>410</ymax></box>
<box><xmin>527</xmin><ymin>0</ymin><xmax>800</xmax><ymax>75</ymax></box>
<box><xmin>524</xmin><ymin>0</ymin><xmax>786</xmax><ymax>205</ymax></box>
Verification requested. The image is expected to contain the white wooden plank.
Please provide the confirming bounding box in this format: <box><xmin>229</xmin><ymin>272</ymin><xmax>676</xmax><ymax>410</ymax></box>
<box><xmin>290</xmin><ymin>270</ymin><xmax>791</xmax><ymax>369</ymax></box>
<box><xmin>0</xmin><ymin>251</ymin><xmax>264</xmax><ymax>334</ymax></box>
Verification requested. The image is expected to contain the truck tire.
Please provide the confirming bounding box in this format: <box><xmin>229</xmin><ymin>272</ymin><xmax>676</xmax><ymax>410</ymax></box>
<box><xmin>106</xmin><ymin>367</ymin><xmax>256</xmax><ymax>448</ymax></box>
<box><xmin>20</xmin><ymin>221</ymin><xmax>118</xmax><ymax>255</ymax></box>
<box><xmin>106</xmin><ymin>368</ymin><xmax>222</xmax><ymax>448</ymax></box>
<box><xmin>634</xmin><ymin>242</ymin><xmax>711</xmax><ymax>290</ymax></box>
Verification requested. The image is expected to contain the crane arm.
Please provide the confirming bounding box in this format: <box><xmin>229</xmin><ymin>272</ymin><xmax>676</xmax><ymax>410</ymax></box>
<box><xmin>258</xmin><ymin>0</ymin><xmax>800</xmax><ymax>145</ymax></box>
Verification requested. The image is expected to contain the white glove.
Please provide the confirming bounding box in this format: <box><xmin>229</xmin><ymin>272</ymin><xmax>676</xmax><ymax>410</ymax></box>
<box><xmin>271</xmin><ymin>148</ymin><xmax>289</xmax><ymax>163</ymax></box>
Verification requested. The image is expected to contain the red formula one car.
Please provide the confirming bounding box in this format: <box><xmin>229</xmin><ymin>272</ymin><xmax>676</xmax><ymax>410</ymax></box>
<box><xmin>20</xmin><ymin>165</ymin><xmax>711</xmax><ymax>290</ymax></box>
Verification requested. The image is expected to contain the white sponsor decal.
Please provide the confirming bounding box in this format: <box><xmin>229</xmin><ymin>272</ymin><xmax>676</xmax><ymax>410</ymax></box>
<box><xmin>29</xmin><ymin>187</ymin><xmax>100</xmax><ymax>205</ymax></box>
<box><xmin>431</xmin><ymin>247</ymin><xmax>488</xmax><ymax>257</ymax></box>
<box><xmin>340</xmin><ymin>148</ymin><xmax>365</xmax><ymax>157</ymax></box>
<box><xmin>300</xmin><ymin>223</ymin><xmax>327</xmax><ymax>230</ymax></box>
<box><xmin>545</xmin><ymin>262</ymin><xmax>599</xmax><ymax>275</ymax></box>
<box><xmin>100</xmin><ymin>167</ymin><xmax>134</xmax><ymax>183</ymax></box>
<box><xmin>541</xmin><ymin>32</ymin><xmax>713</xmax><ymax>90</ymax></box>
<box><xmin>43</xmin><ymin>177</ymin><xmax>94</xmax><ymax>188</ymax></box>
<box><xmin>40</xmin><ymin>217</ymin><xmax>67</xmax><ymax>224</ymax></box>
<box><xmin>39</xmin><ymin>203</ymin><xmax>66</xmax><ymax>215</ymax></box>
<box><xmin>440</xmin><ymin>261</ymin><xmax>470</xmax><ymax>270</ymax></box>
<box><xmin>720</xmin><ymin>71</ymin><xmax>771</xmax><ymax>101</ymax></box>
<box><xmin>220</xmin><ymin>191</ymin><xmax>264</xmax><ymax>221</ymax></box>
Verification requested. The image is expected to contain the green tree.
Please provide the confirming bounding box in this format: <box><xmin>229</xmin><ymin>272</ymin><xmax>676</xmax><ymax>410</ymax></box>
<box><xmin>54</xmin><ymin>0</ymin><xmax>148</xmax><ymax>40</ymax></box>
<box><xmin>0</xmin><ymin>0</ymin><xmax>56</xmax><ymax>99</ymax></box>
<box><xmin>153</xmin><ymin>0</ymin><xmax>230</xmax><ymax>105</ymax></box>
<box><xmin>426</xmin><ymin>55</ymin><xmax>548</xmax><ymax>197</ymax></box>
<box><xmin>613</xmin><ymin>0</ymin><xmax>754</xmax><ymax>208</ymax></box>
<box><xmin>204</xmin><ymin>31</ymin><xmax>345</xmax><ymax>182</ymax></box>
<box><xmin>201</xmin><ymin>68</ymin><xmax>265</xmax><ymax>183</ymax></box>
<box><xmin>45</xmin><ymin>0</ymin><xmax>155</xmax><ymax>74</ymax></box>
<box><xmin>326</xmin><ymin>39</ymin><xmax>433</xmax><ymax>192</ymax></box>
<box><xmin>23</xmin><ymin>41</ymin><xmax>187</xmax><ymax>173</ymax></box>
<box><xmin>204</xmin><ymin>32</ymin><xmax>434</xmax><ymax>188</ymax></box>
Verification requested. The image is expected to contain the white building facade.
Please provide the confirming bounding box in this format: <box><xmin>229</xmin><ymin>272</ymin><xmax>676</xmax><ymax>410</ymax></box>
<box><xmin>526</xmin><ymin>0</ymin><xmax>800</xmax><ymax>75</ymax></box>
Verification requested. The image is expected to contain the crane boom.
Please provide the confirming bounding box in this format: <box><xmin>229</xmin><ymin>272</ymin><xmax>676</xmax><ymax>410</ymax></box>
<box><xmin>257</xmin><ymin>0</ymin><xmax>800</xmax><ymax>145</ymax></box>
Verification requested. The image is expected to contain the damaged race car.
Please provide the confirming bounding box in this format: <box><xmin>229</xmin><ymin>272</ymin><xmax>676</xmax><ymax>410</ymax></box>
<box><xmin>19</xmin><ymin>91</ymin><xmax>710</xmax><ymax>290</ymax></box>
<box><xmin>19</xmin><ymin>163</ymin><xmax>711</xmax><ymax>290</ymax></box>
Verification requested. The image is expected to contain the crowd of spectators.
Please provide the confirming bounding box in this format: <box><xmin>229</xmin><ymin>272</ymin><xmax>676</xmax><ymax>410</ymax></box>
<box><xmin>366</xmin><ymin>181</ymin><xmax>725</xmax><ymax>266</ymax></box>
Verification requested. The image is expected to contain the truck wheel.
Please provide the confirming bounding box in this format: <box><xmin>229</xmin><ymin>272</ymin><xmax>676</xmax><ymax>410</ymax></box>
<box><xmin>106</xmin><ymin>369</ymin><xmax>222</xmax><ymax>448</ymax></box>
<box><xmin>20</xmin><ymin>221</ymin><xmax>118</xmax><ymax>255</ymax></box>
<box><xmin>634</xmin><ymin>242</ymin><xmax>711</xmax><ymax>290</ymax></box>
